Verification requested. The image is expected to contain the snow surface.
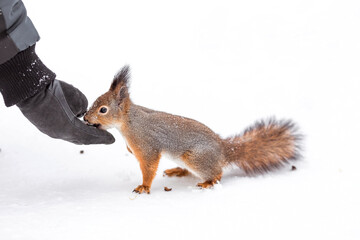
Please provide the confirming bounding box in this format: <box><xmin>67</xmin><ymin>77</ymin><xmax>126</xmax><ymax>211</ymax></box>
<box><xmin>1</xmin><ymin>0</ymin><xmax>360</xmax><ymax>239</ymax></box>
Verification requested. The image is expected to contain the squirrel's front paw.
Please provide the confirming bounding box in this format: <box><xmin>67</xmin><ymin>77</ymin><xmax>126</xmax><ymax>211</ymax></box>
<box><xmin>133</xmin><ymin>185</ymin><xmax>150</xmax><ymax>194</ymax></box>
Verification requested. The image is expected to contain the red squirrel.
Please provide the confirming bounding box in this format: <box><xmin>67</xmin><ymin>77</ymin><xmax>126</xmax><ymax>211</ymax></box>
<box><xmin>84</xmin><ymin>66</ymin><xmax>302</xmax><ymax>194</ymax></box>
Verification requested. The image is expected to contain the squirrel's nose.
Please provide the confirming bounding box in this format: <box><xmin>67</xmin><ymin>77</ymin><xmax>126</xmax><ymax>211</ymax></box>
<box><xmin>83</xmin><ymin>114</ymin><xmax>88</xmax><ymax>122</ymax></box>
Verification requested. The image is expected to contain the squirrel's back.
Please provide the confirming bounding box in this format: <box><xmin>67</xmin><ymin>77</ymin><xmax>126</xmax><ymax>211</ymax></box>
<box><xmin>126</xmin><ymin>104</ymin><xmax>224</xmax><ymax>158</ymax></box>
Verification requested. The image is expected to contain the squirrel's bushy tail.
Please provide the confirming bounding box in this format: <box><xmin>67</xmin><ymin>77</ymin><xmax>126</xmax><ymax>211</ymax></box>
<box><xmin>222</xmin><ymin>119</ymin><xmax>302</xmax><ymax>175</ymax></box>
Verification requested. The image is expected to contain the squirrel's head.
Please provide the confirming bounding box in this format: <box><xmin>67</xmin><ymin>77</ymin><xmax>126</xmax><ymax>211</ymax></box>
<box><xmin>84</xmin><ymin>65</ymin><xmax>131</xmax><ymax>130</ymax></box>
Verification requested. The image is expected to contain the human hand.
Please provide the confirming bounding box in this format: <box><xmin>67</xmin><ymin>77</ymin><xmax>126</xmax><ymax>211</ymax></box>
<box><xmin>17</xmin><ymin>79</ymin><xmax>115</xmax><ymax>145</ymax></box>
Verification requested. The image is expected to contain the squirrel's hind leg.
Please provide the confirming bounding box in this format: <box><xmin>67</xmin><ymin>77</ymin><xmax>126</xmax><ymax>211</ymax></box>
<box><xmin>196</xmin><ymin>175</ymin><xmax>222</xmax><ymax>189</ymax></box>
<box><xmin>181</xmin><ymin>150</ymin><xmax>223</xmax><ymax>189</ymax></box>
<box><xmin>163</xmin><ymin>167</ymin><xmax>190</xmax><ymax>177</ymax></box>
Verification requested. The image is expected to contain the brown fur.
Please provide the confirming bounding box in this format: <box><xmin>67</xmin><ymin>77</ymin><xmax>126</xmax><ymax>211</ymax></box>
<box><xmin>179</xmin><ymin>149</ymin><xmax>223</xmax><ymax>188</ymax></box>
<box><xmin>196</xmin><ymin>175</ymin><xmax>222</xmax><ymax>189</ymax></box>
<box><xmin>163</xmin><ymin>167</ymin><xmax>190</xmax><ymax>177</ymax></box>
<box><xmin>84</xmin><ymin>66</ymin><xmax>302</xmax><ymax>194</ymax></box>
<box><xmin>131</xmin><ymin>144</ymin><xmax>161</xmax><ymax>194</ymax></box>
<box><xmin>126</xmin><ymin>145</ymin><xmax>133</xmax><ymax>154</ymax></box>
<box><xmin>223</xmin><ymin>119</ymin><xmax>301</xmax><ymax>175</ymax></box>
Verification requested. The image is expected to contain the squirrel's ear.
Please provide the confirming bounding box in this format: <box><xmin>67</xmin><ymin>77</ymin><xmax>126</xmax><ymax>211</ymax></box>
<box><xmin>116</xmin><ymin>86</ymin><xmax>129</xmax><ymax>106</ymax></box>
<box><xmin>110</xmin><ymin>65</ymin><xmax>130</xmax><ymax>92</ymax></box>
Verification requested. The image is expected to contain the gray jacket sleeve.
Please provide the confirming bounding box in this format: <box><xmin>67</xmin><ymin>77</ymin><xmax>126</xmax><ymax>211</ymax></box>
<box><xmin>0</xmin><ymin>0</ymin><xmax>39</xmax><ymax>64</ymax></box>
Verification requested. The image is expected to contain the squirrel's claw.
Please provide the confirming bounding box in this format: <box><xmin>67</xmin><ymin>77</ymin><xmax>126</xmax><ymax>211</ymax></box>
<box><xmin>133</xmin><ymin>185</ymin><xmax>150</xmax><ymax>194</ymax></box>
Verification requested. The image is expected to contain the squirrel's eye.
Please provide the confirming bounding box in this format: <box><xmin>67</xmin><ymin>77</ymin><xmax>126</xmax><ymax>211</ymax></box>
<box><xmin>99</xmin><ymin>107</ymin><xmax>108</xmax><ymax>114</ymax></box>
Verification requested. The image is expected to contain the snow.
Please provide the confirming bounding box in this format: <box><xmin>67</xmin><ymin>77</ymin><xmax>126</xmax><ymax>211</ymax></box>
<box><xmin>1</xmin><ymin>0</ymin><xmax>360</xmax><ymax>239</ymax></box>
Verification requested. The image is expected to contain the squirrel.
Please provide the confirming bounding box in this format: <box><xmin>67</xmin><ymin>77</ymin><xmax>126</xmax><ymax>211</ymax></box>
<box><xmin>84</xmin><ymin>66</ymin><xmax>302</xmax><ymax>194</ymax></box>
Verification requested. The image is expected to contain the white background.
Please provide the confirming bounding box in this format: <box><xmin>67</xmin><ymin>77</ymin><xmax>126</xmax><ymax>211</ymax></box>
<box><xmin>1</xmin><ymin>0</ymin><xmax>360</xmax><ymax>239</ymax></box>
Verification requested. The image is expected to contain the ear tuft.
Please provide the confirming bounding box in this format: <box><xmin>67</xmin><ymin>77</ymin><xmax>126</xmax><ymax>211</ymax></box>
<box><xmin>110</xmin><ymin>65</ymin><xmax>130</xmax><ymax>91</ymax></box>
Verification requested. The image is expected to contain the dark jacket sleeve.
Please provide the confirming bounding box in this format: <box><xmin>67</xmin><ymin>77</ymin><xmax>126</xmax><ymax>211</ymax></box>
<box><xmin>0</xmin><ymin>0</ymin><xmax>55</xmax><ymax>107</ymax></box>
<box><xmin>0</xmin><ymin>0</ymin><xmax>40</xmax><ymax>64</ymax></box>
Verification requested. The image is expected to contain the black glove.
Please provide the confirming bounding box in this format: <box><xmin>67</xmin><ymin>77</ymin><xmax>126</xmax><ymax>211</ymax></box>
<box><xmin>0</xmin><ymin>45</ymin><xmax>115</xmax><ymax>145</ymax></box>
<box><xmin>17</xmin><ymin>80</ymin><xmax>115</xmax><ymax>144</ymax></box>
